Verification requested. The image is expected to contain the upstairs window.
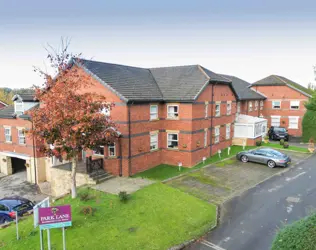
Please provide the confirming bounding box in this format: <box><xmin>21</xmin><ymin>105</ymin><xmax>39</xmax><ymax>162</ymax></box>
<box><xmin>93</xmin><ymin>146</ymin><xmax>104</xmax><ymax>156</ymax></box>
<box><xmin>205</xmin><ymin>103</ymin><xmax>208</xmax><ymax>118</ymax></box>
<box><xmin>14</xmin><ymin>100</ymin><xmax>24</xmax><ymax>114</ymax></box>
<box><xmin>260</xmin><ymin>100</ymin><xmax>264</xmax><ymax>110</ymax></box>
<box><xmin>18</xmin><ymin>129</ymin><xmax>26</xmax><ymax>144</ymax></box>
<box><xmin>101</xmin><ymin>108</ymin><xmax>110</xmax><ymax>116</ymax></box>
<box><xmin>290</xmin><ymin>101</ymin><xmax>300</xmax><ymax>110</ymax></box>
<box><xmin>255</xmin><ymin>101</ymin><xmax>258</xmax><ymax>110</ymax></box>
<box><xmin>272</xmin><ymin>101</ymin><xmax>281</xmax><ymax>109</ymax></box>
<box><xmin>248</xmin><ymin>102</ymin><xmax>253</xmax><ymax>112</ymax></box>
<box><xmin>108</xmin><ymin>143</ymin><xmax>116</xmax><ymax>157</ymax></box>
<box><xmin>227</xmin><ymin>102</ymin><xmax>232</xmax><ymax>115</ymax></box>
<box><xmin>4</xmin><ymin>127</ymin><xmax>11</xmax><ymax>143</ymax></box>
<box><xmin>214</xmin><ymin>127</ymin><xmax>220</xmax><ymax>143</ymax></box>
<box><xmin>167</xmin><ymin>133</ymin><xmax>178</xmax><ymax>149</ymax></box>
<box><xmin>167</xmin><ymin>105</ymin><xmax>179</xmax><ymax>119</ymax></box>
<box><xmin>150</xmin><ymin>105</ymin><xmax>158</xmax><ymax>120</ymax></box>
<box><xmin>215</xmin><ymin>104</ymin><xmax>221</xmax><ymax>117</ymax></box>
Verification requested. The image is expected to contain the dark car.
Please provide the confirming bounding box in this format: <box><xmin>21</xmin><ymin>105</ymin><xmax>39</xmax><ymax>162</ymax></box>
<box><xmin>0</xmin><ymin>196</ymin><xmax>34</xmax><ymax>224</ymax></box>
<box><xmin>236</xmin><ymin>148</ymin><xmax>291</xmax><ymax>168</ymax></box>
<box><xmin>268</xmin><ymin>126</ymin><xmax>289</xmax><ymax>141</ymax></box>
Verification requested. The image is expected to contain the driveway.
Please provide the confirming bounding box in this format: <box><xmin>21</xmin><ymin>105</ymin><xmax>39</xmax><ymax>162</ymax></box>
<box><xmin>0</xmin><ymin>171</ymin><xmax>46</xmax><ymax>202</ymax></box>
<box><xmin>186</xmin><ymin>152</ymin><xmax>315</xmax><ymax>250</ymax></box>
<box><xmin>167</xmin><ymin>150</ymin><xmax>309</xmax><ymax>204</ymax></box>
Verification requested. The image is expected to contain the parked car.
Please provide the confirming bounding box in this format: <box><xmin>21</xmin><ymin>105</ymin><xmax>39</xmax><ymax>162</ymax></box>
<box><xmin>0</xmin><ymin>196</ymin><xmax>34</xmax><ymax>224</ymax></box>
<box><xmin>268</xmin><ymin>126</ymin><xmax>289</xmax><ymax>141</ymax></box>
<box><xmin>236</xmin><ymin>148</ymin><xmax>291</xmax><ymax>168</ymax></box>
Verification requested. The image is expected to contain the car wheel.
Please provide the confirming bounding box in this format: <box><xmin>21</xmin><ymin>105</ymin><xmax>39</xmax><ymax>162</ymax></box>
<box><xmin>267</xmin><ymin>160</ymin><xmax>276</xmax><ymax>168</ymax></box>
<box><xmin>241</xmin><ymin>155</ymin><xmax>249</xmax><ymax>163</ymax></box>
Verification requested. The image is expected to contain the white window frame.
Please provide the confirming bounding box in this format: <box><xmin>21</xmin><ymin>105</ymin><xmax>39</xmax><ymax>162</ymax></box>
<box><xmin>255</xmin><ymin>101</ymin><xmax>258</xmax><ymax>110</ymax></box>
<box><xmin>108</xmin><ymin>143</ymin><xmax>116</xmax><ymax>157</ymax></box>
<box><xmin>237</xmin><ymin>102</ymin><xmax>241</xmax><ymax>113</ymax></box>
<box><xmin>4</xmin><ymin>127</ymin><xmax>11</xmax><ymax>143</ymax></box>
<box><xmin>226</xmin><ymin>124</ymin><xmax>231</xmax><ymax>140</ymax></box>
<box><xmin>288</xmin><ymin>116</ymin><xmax>299</xmax><ymax>129</ymax></box>
<box><xmin>290</xmin><ymin>101</ymin><xmax>300</xmax><ymax>110</ymax></box>
<box><xmin>204</xmin><ymin>129</ymin><xmax>207</xmax><ymax>147</ymax></box>
<box><xmin>272</xmin><ymin>100</ymin><xmax>281</xmax><ymax>109</ymax></box>
<box><xmin>215</xmin><ymin>103</ymin><xmax>221</xmax><ymax>117</ymax></box>
<box><xmin>271</xmin><ymin>116</ymin><xmax>281</xmax><ymax>127</ymax></box>
<box><xmin>150</xmin><ymin>105</ymin><xmax>158</xmax><ymax>120</ymax></box>
<box><xmin>167</xmin><ymin>132</ymin><xmax>179</xmax><ymax>149</ymax></box>
<box><xmin>18</xmin><ymin>128</ymin><xmax>26</xmax><ymax>145</ymax></box>
<box><xmin>227</xmin><ymin>102</ymin><xmax>232</xmax><ymax>115</ymax></box>
<box><xmin>93</xmin><ymin>146</ymin><xmax>104</xmax><ymax>156</ymax></box>
<box><xmin>205</xmin><ymin>103</ymin><xmax>208</xmax><ymax>118</ymax></box>
<box><xmin>14</xmin><ymin>100</ymin><xmax>24</xmax><ymax>113</ymax></box>
<box><xmin>248</xmin><ymin>101</ymin><xmax>253</xmax><ymax>112</ymax></box>
<box><xmin>167</xmin><ymin>105</ymin><xmax>179</xmax><ymax>119</ymax></box>
<box><xmin>150</xmin><ymin>132</ymin><xmax>158</xmax><ymax>151</ymax></box>
<box><xmin>214</xmin><ymin>127</ymin><xmax>220</xmax><ymax>144</ymax></box>
<box><xmin>260</xmin><ymin>100</ymin><xmax>264</xmax><ymax>110</ymax></box>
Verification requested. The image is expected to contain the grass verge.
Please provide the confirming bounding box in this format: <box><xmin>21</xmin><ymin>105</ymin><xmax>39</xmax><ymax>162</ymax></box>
<box><xmin>263</xmin><ymin>142</ymin><xmax>310</xmax><ymax>153</ymax></box>
<box><xmin>0</xmin><ymin>183</ymin><xmax>216</xmax><ymax>250</ymax></box>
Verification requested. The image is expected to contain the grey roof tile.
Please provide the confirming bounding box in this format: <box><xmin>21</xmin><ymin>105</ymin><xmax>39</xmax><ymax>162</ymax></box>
<box><xmin>0</xmin><ymin>106</ymin><xmax>15</xmax><ymax>118</ymax></box>
<box><xmin>220</xmin><ymin>74</ymin><xmax>265</xmax><ymax>100</ymax></box>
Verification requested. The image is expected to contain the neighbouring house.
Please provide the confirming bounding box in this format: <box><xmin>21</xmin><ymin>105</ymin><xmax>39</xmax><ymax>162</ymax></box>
<box><xmin>0</xmin><ymin>100</ymin><xmax>8</xmax><ymax>110</ymax></box>
<box><xmin>252</xmin><ymin>75</ymin><xmax>312</xmax><ymax>137</ymax></box>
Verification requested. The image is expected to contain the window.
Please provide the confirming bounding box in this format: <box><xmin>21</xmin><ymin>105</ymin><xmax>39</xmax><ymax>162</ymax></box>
<box><xmin>271</xmin><ymin>116</ymin><xmax>281</xmax><ymax>127</ymax></box>
<box><xmin>255</xmin><ymin>124</ymin><xmax>262</xmax><ymax>137</ymax></box>
<box><xmin>167</xmin><ymin>133</ymin><xmax>178</xmax><ymax>149</ymax></box>
<box><xmin>150</xmin><ymin>105</ymin><xmax>158</xmax><ymax>120</ymax></box>
<box><xmin>93</xmin><ymin>146</ymin><xmax>104</xmax><ymax>156</ymax></box>
<box><xmin>167</xmin><ymin>105</ymin><xmax>179</xmax><ymax>119</ymax></box>
<box><xmin>205</xmin><ymin>103</ymin><xmax>208</xmax><ymax>118</ymax></box>
<box><xmin>101</xmin><ymin>108</ymin><xmax>110</xmax><ymax>116</ymax></box>
<box><xmin>227</xmin><ymin>102</ymin><xmax>231</xmax><ymax>115</ymax></box>
<box><xmin>108</xmin><ymin>143</ymin><xmax>116</xmax><ymax>157</ymax></box>
<box><xmin>272</xmin><ymin>101</ymin><xmax>281</xmax><ymax>109</ymax></box>
<box><xmin>255</xmin><ymin>101</ymin><xmax>258</xmax><ymax>110</ymax></box>
<box><xmin>204</xmin><ymin>129</ymin><xmax>207</xmax><ymax>147</ymax></box>
<box><xmin>226</xmin><ymin>124</ymin><xmax>231</xmax><ymax>139</ymax></box>
<box><xmin>289</xmin><ymin>116</ymin><xmax>299</xmax><ymax>129</ymax></box>
<box><xmin>237</xmin><ymin>102</ymin><xmax>241</xmax><ymax>113</ymax></box>
<box><xmin>0</xmin><ymin>204</ymin><xmax>9</xmax><ymax>211</ymax></box>
<box><xmin>18</xmin><ymin>129</ymin><xmax>26</xmax><ymax>144</ymax></box>
<box><xmin>4</xmin><ymin>127</ymin><xmax>11</xmax><ymax>142</ymax></box>
<box><xmin>150</xmin><ymin>132</ymin><xmax>158</xmax><ymax>150</ymax></box>
<box><xmin>260</xmin><ymin>100</ymin><xmax>264</xmax><ymax>110</ymax></box>
<box><xmin>215</xmin><ymin>127</ymin><xmax>220</xmax><ymax>143</ymax></box>
<box><xmin>290</xmin><ymin>101</ymin><xmax>300</xmax><ymax>110</ymax></box>
<box><xmin>248</xmin><ymin>102</ymin><xmax>253</xmax><ymax>112</ymax></box>
<box><xmin>215</xmin><ymin>104</ymin><xmax>220</xmax><ymax>117</ymax></box>
<box><xmin>14</xmin><ymin>100</ymin><xmax>24</xmax><ymax>114</ymax></box>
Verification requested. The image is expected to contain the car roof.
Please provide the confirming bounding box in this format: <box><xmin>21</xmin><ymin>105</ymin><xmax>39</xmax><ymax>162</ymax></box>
<box><xmin>0</xmin><ymin>196</ymin><xmax>31</xmax><ymax>208</ymax></box>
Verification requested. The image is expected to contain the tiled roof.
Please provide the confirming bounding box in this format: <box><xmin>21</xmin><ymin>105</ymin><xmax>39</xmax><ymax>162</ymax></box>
<box><xmin>220</xmin><ymin>74</ymin><xmax>266</xmax><ymax>100</ymax></box>
<box><xmin>0</xmin><ymin>106</ymin><xmax>15</xmax><ymax>119</ymax></box>
<box><xmin>252</xmin><ymin>75</ymin><xmax>313</xmax><ymax>96</ymax></box>
<box><xmin>76</xmin><ymin>59</ymin><xmax>232</xmax><ymax>102</ymax></box>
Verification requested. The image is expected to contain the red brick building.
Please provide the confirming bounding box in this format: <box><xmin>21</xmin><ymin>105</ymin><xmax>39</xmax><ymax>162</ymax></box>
<box><xmin>252</xmin><ymin>75</ymin><xmax>312</xmax><ymax>137</ymax></box>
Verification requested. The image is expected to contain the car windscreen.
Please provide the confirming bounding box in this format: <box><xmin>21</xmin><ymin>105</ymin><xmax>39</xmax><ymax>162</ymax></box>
<box><xmin>274</xmin><ymin>128</ymin><xmax>286</xmax><ymax>132</ymax></box>
<box><xmin>13</xmin><ymin>201</ymin><xmax>33</xmax><ymax>212</ymax></box>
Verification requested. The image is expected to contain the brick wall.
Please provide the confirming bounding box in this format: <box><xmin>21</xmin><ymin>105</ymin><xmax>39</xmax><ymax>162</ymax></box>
<box><xmin>251</xmin><ymin>85</ymin><xmax>309</xmax><ymax>136</ymax></box>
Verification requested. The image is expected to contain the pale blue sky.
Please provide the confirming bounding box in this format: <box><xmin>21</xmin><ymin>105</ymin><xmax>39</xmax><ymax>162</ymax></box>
<box><xmin>1</xmin><ymin>0</ymin><xmax>316</xmax><ymax>88</ymax></box>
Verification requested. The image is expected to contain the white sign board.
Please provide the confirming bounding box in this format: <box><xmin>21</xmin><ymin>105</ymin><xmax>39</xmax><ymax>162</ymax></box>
<box><xmin>33</xmin><ymin>197</ymin><xmax>50</xmax><ymax>228</ymax></box>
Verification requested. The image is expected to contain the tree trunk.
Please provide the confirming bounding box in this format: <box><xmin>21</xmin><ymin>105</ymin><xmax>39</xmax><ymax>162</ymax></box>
<box><xmin>71</xmin><ymin>157</ymin><xmax>77</xmax><ymax>198</ymax></box>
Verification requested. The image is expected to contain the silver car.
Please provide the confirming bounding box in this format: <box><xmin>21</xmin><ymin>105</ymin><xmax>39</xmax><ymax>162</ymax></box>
<box><xmin>236</xmin><ymin>148</ymin><xmax>291</xmax><ymax>168</ymax></box>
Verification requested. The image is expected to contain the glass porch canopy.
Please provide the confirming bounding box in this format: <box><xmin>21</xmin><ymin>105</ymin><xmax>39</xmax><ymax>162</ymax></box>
<box><xmin>234</xmin><ymin>114</ymin><xmax>267</xmax><ymax>139</ymax></box>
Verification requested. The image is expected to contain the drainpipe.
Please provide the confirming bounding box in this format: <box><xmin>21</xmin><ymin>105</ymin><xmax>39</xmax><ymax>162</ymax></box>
<box><xmin>127</xmin><ymin>103</ymin><xmax>133</xmax><ymax>176</ymax></box>
<box><xmin>31</xmin><ymin>120</ymin><xmax>37</xmax><ymax>184</ymax></box>
<box><xmin>210</xmin><ymin>82</ymin><xmax>216</xmax><ymax>157</ymax></box>
<box><xmin>119</xmin><ymin>136</ymin><xmax>123</xmax><ymax>177</ymax></box>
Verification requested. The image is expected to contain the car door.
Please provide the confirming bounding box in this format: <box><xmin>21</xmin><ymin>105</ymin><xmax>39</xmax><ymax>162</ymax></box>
<box><xmin>251</xmin><ymin>150</ymin><xmax>267</xmax><ymax>163</ymax></box>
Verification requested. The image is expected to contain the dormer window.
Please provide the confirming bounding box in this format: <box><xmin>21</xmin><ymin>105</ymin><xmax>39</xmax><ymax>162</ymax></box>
<box><xmin>14</xmin><ymin>100</ymin><xmax>24</xmax><ymax>114</ymax></box>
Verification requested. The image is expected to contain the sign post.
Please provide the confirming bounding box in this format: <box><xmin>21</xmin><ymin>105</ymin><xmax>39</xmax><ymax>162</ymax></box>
<box><xmin>34</xmin><ymin>197</ymin><xmax>50</xmax><ymax>250</ymax></box>
<box><xmin>15</xmin><ymin>212</ymin><xmax>19</xmax><ymax>240</ymax></box>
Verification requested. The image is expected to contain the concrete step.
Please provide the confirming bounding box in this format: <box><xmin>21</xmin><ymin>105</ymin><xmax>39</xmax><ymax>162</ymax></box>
<box><xmin>89</xmin><ymin>170</ymin><xmax>107</xmax><ymax>178</ymax></box>
<box><xmin>95</xmin><ymin>175</ymin><xmax>114</xmax><ymax>184</ymax></box>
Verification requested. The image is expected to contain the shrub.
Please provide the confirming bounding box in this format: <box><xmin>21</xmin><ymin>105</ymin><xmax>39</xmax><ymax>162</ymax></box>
<box><xmin>80</xmin><ymin>206</ymin><xmax>97</xmax><ymax>216</ymax></box>
<box><xmin>283</xmin><ymin>142</ymin><xmax>289</xmax><ymax>148</ymax></box>
<box><xmin>302</xmin><ymin>110</ymin><xmax>316</xmax><ymax>142</ymax></box>
<box><xmin>271</xmin><ymin>213</ymin><xmax>316</xmax><ymax>250</ymax></box>
<box><xmin>264</xmin><ymin>135</ymin><xmax>269</xmax><ymax>140</ymax></box>
<box><xmin>256</xmin><ymin>141</ymin><xmax>262</xmax><ymax>146</ymax></box>
<box><xmin>280</xmin><ymin>139</ymin><xmax>285</xmax><ymax>145</ymax></box>
<box><xmin>78</xmin><ymin>192</ymin><xmax>94</xmax><ymax>202</ymax></box>
<box><xmin>119</xmin><ymin>191</ymin><xmax>130</xmax><ymax>203</ymax></box>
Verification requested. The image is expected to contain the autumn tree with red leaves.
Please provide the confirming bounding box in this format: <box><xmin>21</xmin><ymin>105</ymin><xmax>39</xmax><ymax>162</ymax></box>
<box><xmin>27</xmin><ymin>39</ymin><xmax>118</xmax><ymax>198</ymax></box>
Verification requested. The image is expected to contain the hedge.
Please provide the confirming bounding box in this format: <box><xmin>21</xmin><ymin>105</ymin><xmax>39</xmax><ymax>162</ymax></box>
<box><xmin>302</xmin><ymin>110</ymin><xmax>316</xmax><ymax>143</ymax></box>
<box><xmin>271</xmin><ymin>213</ymin><xmax>316</xmax><ymax>250</ymax></box>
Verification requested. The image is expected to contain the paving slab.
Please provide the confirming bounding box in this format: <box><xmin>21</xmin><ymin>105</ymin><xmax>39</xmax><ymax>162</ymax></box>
<box><xmin>91</xmin><ymin>177</ymin><xmax>155</xmax><ymax>195</ymax></box>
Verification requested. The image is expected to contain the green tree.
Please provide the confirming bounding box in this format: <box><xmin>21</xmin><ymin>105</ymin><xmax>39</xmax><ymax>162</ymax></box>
<box><xmin>0</xmin><ymin>89</ymin><xmax>13</xmax><ymax>105</ymax></box>
<box><xmin>302</xmin><ymin>91</ymin><xmax>316</xmax><ymax>142</ymax></box>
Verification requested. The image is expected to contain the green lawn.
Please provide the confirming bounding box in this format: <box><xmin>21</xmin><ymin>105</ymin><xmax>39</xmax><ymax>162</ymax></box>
<box><xmin>263</xmin><ymin>142</ymin><xmax>310</xmax><ymax>153</ymax></box>
<box><xmin>133</xmin><ymin>145</ymin><xmax>257</xmax><ymax>181</ymax></box>
<box><xmin>0</xmin><ymin>183</ymin><xmax>216</xmax><ymax>250</ymax></box>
